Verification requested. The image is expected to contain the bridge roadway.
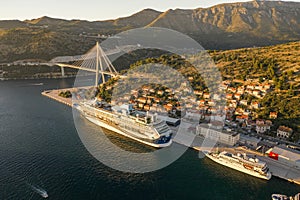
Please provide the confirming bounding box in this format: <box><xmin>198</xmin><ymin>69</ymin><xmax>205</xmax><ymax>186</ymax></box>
<box><xmin>50</xmin><ymin>44</ymin><xmax>139</xmax><ymax>63</ymax></box>
<box><xmin>55</xmin><ymin>63</ymin><xmax>117</xmax><ymax>77</ymax></box>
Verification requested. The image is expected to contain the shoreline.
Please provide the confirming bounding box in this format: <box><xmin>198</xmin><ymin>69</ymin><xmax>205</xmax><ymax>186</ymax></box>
<box><xmin>0</xmin><ymin>75</ymin><xmax>77</xmax><ymax>81</ymax></box>
<box><xmin>42</xmin><ymin>87</ymin><xmax>300</xmax><ymax>186</ymax></box>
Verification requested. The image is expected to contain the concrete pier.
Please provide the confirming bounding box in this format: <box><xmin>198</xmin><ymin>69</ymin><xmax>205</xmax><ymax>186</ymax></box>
<box><xmin>259</xmin><ymin>155</ymin><xmax>300</xmax><ymax>185</ymax></box>
<box><xmin>42</xmin><ymin>88</ymin><xmax>76</xmax><ymax>107</ymax></box>
<box><xmin>190</xmin><ymin>138</ymin><xmax>300</xmax><ymax>185</ymax></box>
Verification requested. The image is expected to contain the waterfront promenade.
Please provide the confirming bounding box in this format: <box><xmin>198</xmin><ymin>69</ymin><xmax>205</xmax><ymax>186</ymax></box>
<box><xmin>42</xmin><ymin>88</ymin><xmax>300</xmax><ymax>185</ymax></box>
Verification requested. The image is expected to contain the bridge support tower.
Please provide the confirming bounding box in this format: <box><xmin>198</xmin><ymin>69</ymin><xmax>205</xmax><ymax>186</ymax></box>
<box><xmin>61</xmin><ymin>66</ymin><xmax>65</xmax><ymax>77</ymax></box>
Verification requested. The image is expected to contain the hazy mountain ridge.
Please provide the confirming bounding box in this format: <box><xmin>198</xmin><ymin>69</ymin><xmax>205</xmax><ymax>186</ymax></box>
<box><xmin>112</xmin><ymin>9</ymin><xmax>162</xmax><ymax>28</ymax></box>
<box><xmin>146</xmin><ymin>1</ymin><xmax>300</xmax><ymax>43</ymax></box>
<box><xmin>0</xmin><ymin>20</ymin><xmax>27</xmax><ymax>30</ymax></box>
<box><xmin>0</xmin><ymin>1</ymin><xmax>299</xmax><ymax>62</ymax></box>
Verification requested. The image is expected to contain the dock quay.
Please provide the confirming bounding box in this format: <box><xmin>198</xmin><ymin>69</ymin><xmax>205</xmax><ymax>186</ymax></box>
<box><xmin>42</xmin><ymin>88</ymin><xmax>80</xmax><ymax>107</ymax></box>
<box><xmin>42</xmin><ymin>87</ymin><xmax>300</xmax><ymax>185</ymax></box>
<box><xmin>192</xmin><ymin>141</ymin><xmax>300</xmax><ymax>185</ymax></box>
<box><xmin>172</xmin><ymin>126</ymin><xmax>300</xmax><ymax>185</ymax></box>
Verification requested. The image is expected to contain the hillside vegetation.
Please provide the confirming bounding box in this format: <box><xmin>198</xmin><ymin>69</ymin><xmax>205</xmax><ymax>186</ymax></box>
<box><xmin>0</xmin><ymin>28</ymin><xmax>95</xmax><ymax>62</ymax></box>
<box><xmin>211</xmin><ymin>41</ymin><xmax>300</xmax><ymax>88</ymax></box>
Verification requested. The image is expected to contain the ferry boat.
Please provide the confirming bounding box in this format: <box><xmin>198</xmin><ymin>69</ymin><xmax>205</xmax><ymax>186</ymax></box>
<box><xmin>204</xmin><ymin>151</ymin><xmax>272</xmax><ymax>180</ymax></box>
<box><xmin>77</xmin><ymin>99</ymin><xmax>173</xmax><ymax>148</ymax></box>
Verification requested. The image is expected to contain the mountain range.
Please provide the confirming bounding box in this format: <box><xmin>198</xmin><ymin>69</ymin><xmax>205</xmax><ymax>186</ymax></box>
<box><xmin>0</xmin><ymin>0</ymin><xmax>299</xmax><ymax>62</ymax></box>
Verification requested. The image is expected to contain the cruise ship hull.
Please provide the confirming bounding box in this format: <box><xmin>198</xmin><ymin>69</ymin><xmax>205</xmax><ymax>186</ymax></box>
<box><xmin>205</xmin><ymin>153</ymin><xmax>272</xmax><ymax>180</ymax></box>
<box><xmin>85</xmin><ymin>115</ymin><xmax>172</xmax><ymax>148</ymax></box>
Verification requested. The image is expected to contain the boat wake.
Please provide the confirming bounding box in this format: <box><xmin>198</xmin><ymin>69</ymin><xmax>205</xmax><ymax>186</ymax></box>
<box><xmin>19</xmin><ymin>83</ymin><xmax>44</xmax><ymax>87</ymax></box>
<box><xmin>29</xmin><ymin>83</ymin><xmax>44</xmax><ymax>86</ymax></box>
<box><xmin>27</xmin><ymin>183</ymin><xmax>48</xmax><ymax>198</ymax></box>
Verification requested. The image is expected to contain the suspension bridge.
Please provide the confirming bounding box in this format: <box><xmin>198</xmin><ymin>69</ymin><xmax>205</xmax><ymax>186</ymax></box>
<box><xmin>50</xmin><ymin>43</ymin><xmax>139</xmax><ymax>86</ymax></box>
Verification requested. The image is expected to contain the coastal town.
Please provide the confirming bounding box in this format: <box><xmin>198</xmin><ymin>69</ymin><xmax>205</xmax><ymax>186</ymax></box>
<box><xmin>43</xmin><ymin>71</ymin><xmax>300</xmax><ymax>186</ymax></box>
<box><xmin>95</xmin><ymin>75</ymin><xmax>297</xmax><ymax>143</ymax></box>
<box><xmin>36</xmin><ymin>38</ymin><xmax>300</xmax><ymax>188</ymax></box>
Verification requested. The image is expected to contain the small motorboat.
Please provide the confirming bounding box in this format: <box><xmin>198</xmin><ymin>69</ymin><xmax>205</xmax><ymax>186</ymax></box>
<box><xmin>29</xmin><ymin>184</ymin><xmax>48</xmax><ymax>198</ymax></box>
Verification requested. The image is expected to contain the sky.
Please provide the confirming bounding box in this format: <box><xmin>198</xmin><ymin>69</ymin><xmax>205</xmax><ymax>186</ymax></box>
<box><xmin>1</xmin><ymin>0</ymin><xmax>300</xmax><ymax>21</ymax></box>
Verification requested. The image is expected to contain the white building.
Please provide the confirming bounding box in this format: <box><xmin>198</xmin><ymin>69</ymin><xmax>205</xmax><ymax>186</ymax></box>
<box><xmin>256</xmin><ymin>124</ymin><xmax>270</xmax><ymax>134</ymax></box>
<box><xmin>196</xmin><ymin>124</ymin><xmax>240</xmax><ymax>146</ymax></box>
<box><xmin>256</xmin><ymin>120</ymin><xmax>272</xmax><ymax>134</ymax></box>
<box><xmin>277</xmin><ymin>126</ymin><xmax>293</xmax><ymax>139</ymax></box>
<box><xmin>240</xmin><ymin>100</ymin><xmax>248</xmax><ymax>106</ymax></box>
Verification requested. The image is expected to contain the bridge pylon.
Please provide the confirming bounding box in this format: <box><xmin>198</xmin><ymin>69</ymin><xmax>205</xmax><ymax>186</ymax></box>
<box><xmin>52</xmin><ymin>42</ymin><xmax>119</xmax><ymax>87</ymax></box>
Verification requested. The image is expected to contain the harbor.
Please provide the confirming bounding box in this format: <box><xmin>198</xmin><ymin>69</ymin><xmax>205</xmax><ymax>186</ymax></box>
<box><xmin>42</xmin><ymin>87</ymin><xmax>300</xmax><ymax>186</ymax></box>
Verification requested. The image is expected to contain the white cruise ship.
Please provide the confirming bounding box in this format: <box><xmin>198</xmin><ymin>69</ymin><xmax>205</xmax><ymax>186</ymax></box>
<box><xmin>205</xmin><ymin>151</ymin><xmax>272</xmax><ymax>180</ymax></box>
<box><xmin>76</xmin><ymin>99</ymin><xmax>173</xmax><ymax>148</ymax></box>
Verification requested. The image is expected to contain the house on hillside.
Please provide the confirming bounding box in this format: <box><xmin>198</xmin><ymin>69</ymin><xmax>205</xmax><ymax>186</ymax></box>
<box><xmin>157</xmin><ymin>90</ymin><xmax>164</xmax><ymax>95</ymax></box>
<box><xmin>237</xmin><ymin>86</ymin><xmax>245</xmax><ymax>94</ymax></box>
<box><xmin>137</xmin><ymin>97</ymin><xmax>147</xmax><ymax>104</ymax></box>
<box><xmin>255</xmin><ymin>119</ymin><xmax>272</xmax><ymax>134</ymax></box>
<box><xmin>194</xmin><ymin>90</ymin><xmax>203</xmax><ymax>96</ymax></box>
<box><xmin>240</xmin><ymin>100</ymin><xmax>248</xmax><ymax>106</ymax></box>
<box><xmin>269</xmin><ymin>112</ymin><xmax>278</xmax><ymax>119</ymax></box>
<box><xmin>277</xmin><ymin>126</ymin><xmax>293</xmax><ymax>139</ymax></box>
<box><xmin>226</xmin><ymin>93</ymin><xmax>233</xmax><ymax>100</ymax></box>
<box><xmin>234</xmin><ymin>93</ymin><xmax>241</xmax><ymax>100</ymax></box>
<box><xmin>203</xmin><ymin>93</ymin><xmax>210</xmax><ymax>99</ymax></box>
<box><xmin>251</xmin><ymin>101</ymin><xmax>260</xmax><ymax>109</ymax></box>
<box><xmin>236</xmin><ymin>115</ymin><xmax>249</xmax><ymax>123</ymax></box>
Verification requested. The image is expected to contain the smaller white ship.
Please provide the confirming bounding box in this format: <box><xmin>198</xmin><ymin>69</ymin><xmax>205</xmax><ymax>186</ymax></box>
<box><xmin>272</xmin><ymin>194</ymin><xmax>289</xmax><ymax>200</ymax></box>
<box><xmin>205</xmin><ymin>151</ymin><xmax>271</xmax><ymax>180</ymax></box>
<box><xmin>272</xmin><ymin>193</ymin><xmax>300</xmax><ymax>200</ymax></box>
